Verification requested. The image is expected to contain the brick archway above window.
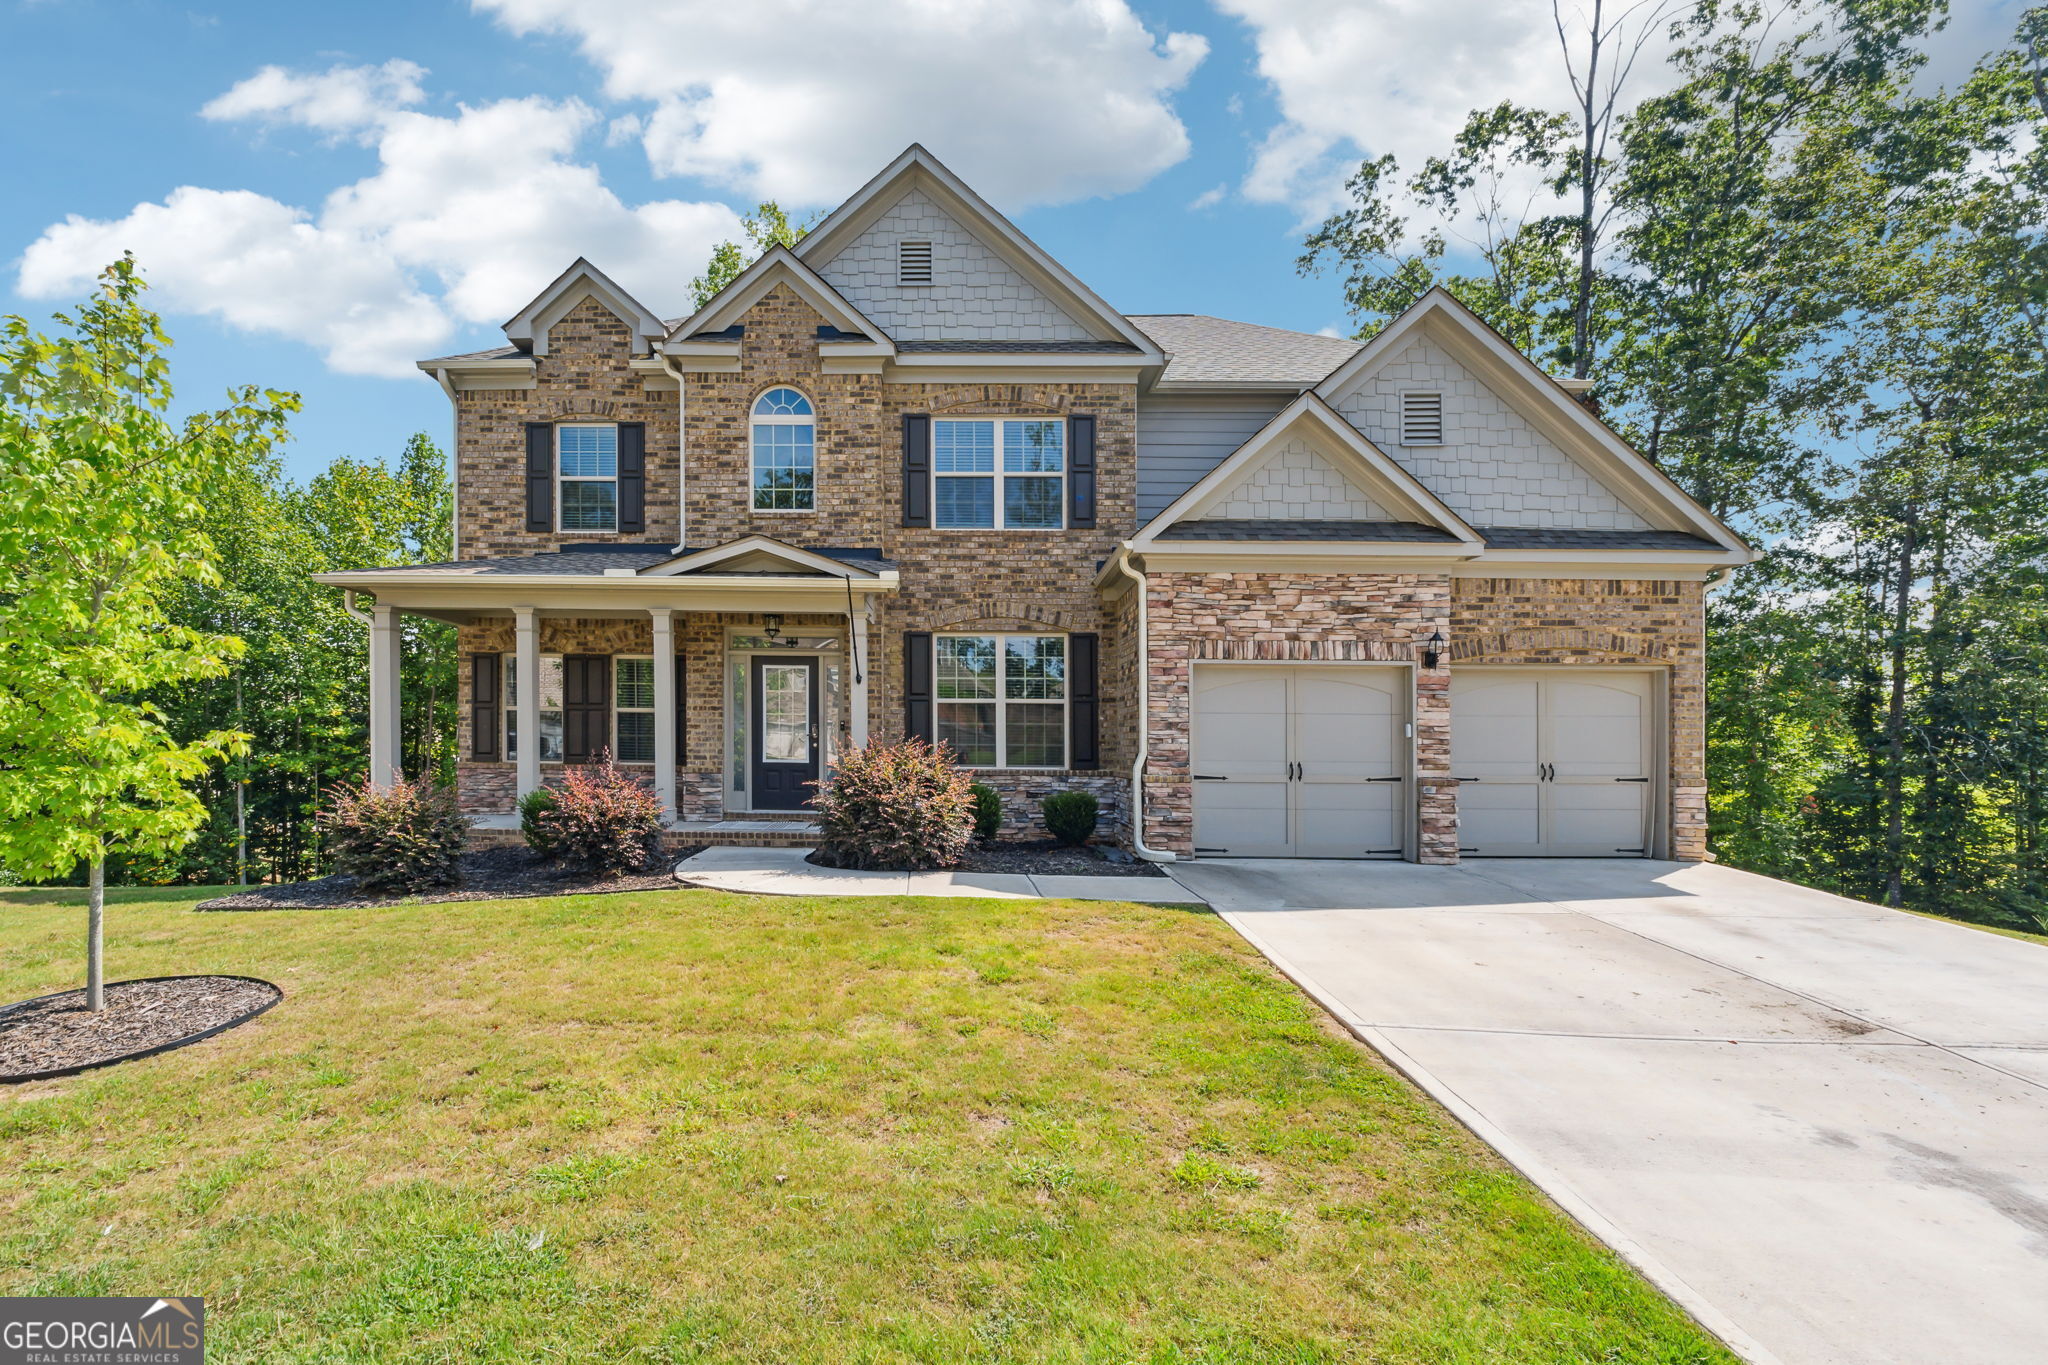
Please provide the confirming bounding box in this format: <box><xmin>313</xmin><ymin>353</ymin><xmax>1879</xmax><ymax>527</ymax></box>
<box><xmin>926</xmin><ymin>385</ymin><xmax>1074</xmax><ymax>415</ymax></box>
<box><xmin>929</xmin><ymin>597</ymin><xmax>1083</xmax><ymax>630</ymax></box>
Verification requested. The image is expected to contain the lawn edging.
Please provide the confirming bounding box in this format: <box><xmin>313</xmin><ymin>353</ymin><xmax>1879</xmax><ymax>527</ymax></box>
<box><xmin>1201</xmin><ymin>901</ymin><xmax>1784</xmax><ymax>1365</ymax></box>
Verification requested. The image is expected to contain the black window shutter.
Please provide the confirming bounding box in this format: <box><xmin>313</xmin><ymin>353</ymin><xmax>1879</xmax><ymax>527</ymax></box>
<box><xmin>1067</xmin><ymin>415</ymin><xmax>1097</xmax><ymax>529</ymax></box>
<box><xmin>1068</xmin><ymin>633</ymin><xmax>1099</xmax><ymax>768</ymax></box>
<box><xmin>525</xmin><ymin>422</ymin><xmax>555</xmax><ymax>532</ymax></box>
<box><xmin>904</xmin><ymin>632</ymin><xmax>934</xmax><ymax>742</ymax></box>
<box><xmin>471</xmin><ymin>654</ymin><xmax>500</xmax><ymax>761</ymax></box>
<box><xmin>902</xmin><ymin>414</ymin><xmax>931</xmax><ymax>528</ymax></box>
<box><xmin>617</xmin><ymin>422</ymin><xmax>646</xmax><ymax>534</ymax></box>
<box><xmin>563</xmin><ymin>655</ymin><xmax>609</xmax><ymax>763</ymax></box>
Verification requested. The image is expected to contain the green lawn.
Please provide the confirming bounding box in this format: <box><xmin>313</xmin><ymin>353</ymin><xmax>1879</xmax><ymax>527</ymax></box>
<box><xmin>1</xmin><ymin>884</ymin><xmax>1732</xmax><ymax>1364</ymax></box>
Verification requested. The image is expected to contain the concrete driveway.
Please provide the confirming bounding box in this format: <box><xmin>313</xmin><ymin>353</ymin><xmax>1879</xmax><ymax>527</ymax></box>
<box><xmin>1164</xmin><ymin>857</ymin><xmax>2048</xmax><ymax>1365</ymax></box>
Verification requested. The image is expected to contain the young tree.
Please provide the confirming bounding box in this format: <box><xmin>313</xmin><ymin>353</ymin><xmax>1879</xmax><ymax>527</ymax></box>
<box><xmin>0</xmin><ymin>257</ymin><xmax>296</xmax><ymax>1006</ymax></box>
<box><xmin>689</xmin><ymin>202</ymin><xmax>815</xmax><ymax>309</ymax></box>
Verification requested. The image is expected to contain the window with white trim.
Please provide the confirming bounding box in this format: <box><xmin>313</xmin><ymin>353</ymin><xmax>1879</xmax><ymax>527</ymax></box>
<box><xmin>503</xmin><ymin>653</ymin><xmax>565</xmax><ymax>762</ymax></box>
<box><xmin>558</xmin><ymin>425</ymin><xmax>619</xmax><ymax>530</ymax></box>
<box><xmin>897</xmin><ymin>240</ymin><xmax>933</xmax><ymax>286</ymax></box>
<box><xmin>1399</xmin><ymin>391</ymin><xmax>1444</xmax><ymax>446</ymax></box>
<box><xmin>935</xmin><ymin>634</ymin><xmax>1066</xmax><ymax>768</ymax></box>
<box><xmin>614</xmin><ymin>656</ymin><xmax>655</xmax><ymax>763</ymax></box>
<box><xmin>751</xmin><ymin>388</ymin><xmax>816</xmax><ymax>511</ymax></box>
<box><xmin>933</xmin><ymin>419</ymin><xmax>1064</xmax><ymax>529</ymax></box>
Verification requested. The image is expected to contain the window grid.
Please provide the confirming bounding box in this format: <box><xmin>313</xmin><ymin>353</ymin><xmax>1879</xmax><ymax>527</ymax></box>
<box><xmin>934</xmin><ymin>634</ymin><xmax>1066</xmax><ymax>769</ymax></box>
<box><xmin>933</xmin><ymin>419</ymin><xmax>1064</xmax><ymax>529</ymax></box>
<box><xmin>614</xmin><ymin>656</ymin><xmax>655</xmax><ymax>764</ymax></box>
<box><xmin>502</xmin><ymin>653</ymin><xmax>566</xmax><ymax>763</ymax></box>
<box><xmin>558</xmin><ymin>425</ymin><xmax>619</xmax><ymax>532</ymax></box>
<box><xmin>751</xmin><ymin>387</ymin><xmax>817</xmax><ymax>512</ymax></box>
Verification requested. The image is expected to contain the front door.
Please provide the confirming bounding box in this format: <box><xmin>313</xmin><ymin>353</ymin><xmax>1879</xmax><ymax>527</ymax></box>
<box><xmin>750</xmin><ymin>658</ymin><xmax>820</xmax><ymax>810</ymax></box>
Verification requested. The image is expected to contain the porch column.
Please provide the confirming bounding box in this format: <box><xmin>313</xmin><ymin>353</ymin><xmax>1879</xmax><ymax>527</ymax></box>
<box><xmin>514</xmin><ymin>606</ymin><xmax>540</xmax><ymax>800</ymax></box>
<box><xmin>368</xmin><ymin>603</ymin><xmax>402</xmax><ymax>788</ymax></box>
<box><xmin>650</xmin><ymin>608</ymin><xmax>678</xmax><ymax>822</ymax></box>
<box><xmin>848</xmin><ymin>596</ymin><xmax>871</xmax><ymax>749</ymax></box>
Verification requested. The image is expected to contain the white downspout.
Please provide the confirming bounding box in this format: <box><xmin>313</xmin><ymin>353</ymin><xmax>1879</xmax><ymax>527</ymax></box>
<box><xmin>1113</xmin><ymin>546</ymin><xmax>1179</xmax><ymax>863</ymax></box>
<box><xmin>342</xmin><ymin>588</ymin><xmax>371</xmax><ymax>624</ymax></box>
<box><xmin>659</xmin><ymin>352</ymin><xmax>688</xmax><ymax>552</ymax></box>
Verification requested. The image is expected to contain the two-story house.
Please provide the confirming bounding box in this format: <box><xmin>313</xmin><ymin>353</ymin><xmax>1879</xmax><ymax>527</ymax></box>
<box><xmin>317</xmin><ymin>145</ymin><xmax>1750</xmax><ymax>863</ymax></box>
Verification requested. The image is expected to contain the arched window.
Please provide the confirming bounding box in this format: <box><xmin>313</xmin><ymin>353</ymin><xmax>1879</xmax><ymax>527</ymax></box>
<box><xmin>751</xmin><ymin>387</ymin><xmax>815</xmax><ymax>511</ymax></box>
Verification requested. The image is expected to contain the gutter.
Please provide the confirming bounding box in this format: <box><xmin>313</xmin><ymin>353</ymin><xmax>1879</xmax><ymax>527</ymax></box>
<box><xmin>1112</xmin><ymin>546</ymin><xmax>1180</xmax><ymax>864</ymax></box>
<box><xmin>430</xmin><ymin>367</ymin><xmax>461</xmax><ymax>561</ymax></box>
<box><xmin>659</xmin><ymin>351</ymin><xmax>689</xmax><ymax>552</ymax></box>
<box><xmin>341</xmin><ymin>588</ymin><xmax>372</xmax><ymax>624</ymax></box>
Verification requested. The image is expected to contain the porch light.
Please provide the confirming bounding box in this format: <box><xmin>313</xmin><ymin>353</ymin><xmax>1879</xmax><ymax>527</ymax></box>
<box><xmin>763</xmin><ymin>613</ymin><xmax>784</xmax><ymax>642</ymax></box>
<box><xmin>1422</xmin><ymin>629</ymin><xmax>1446</xmax><ymax>670</ymax></box>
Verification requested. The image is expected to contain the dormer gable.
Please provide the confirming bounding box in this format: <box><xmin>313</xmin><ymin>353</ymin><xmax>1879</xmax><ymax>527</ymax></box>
<box><xmin>1315</xmin><ymin>289</ymin><xmax>1745</xmax><ymax>551</ymax></box>
<box><xmin>1133</xmin><ymin>393</ymin><xmax>1482</xmax><ymax>552</ymax></box>
<box><xmin>663</xmin><ymin>246</ymin><xmax>888</xmax><ymax>349</ymax></box>
<box><xmin>502</xmin><ymin>257</ymin><xmax>667</xmax><ymax>357</ymax></box>
<box><xmin>794</xmin><ymin>144</ymin><xmax>1162</xmax><ymax>359</ymax></box>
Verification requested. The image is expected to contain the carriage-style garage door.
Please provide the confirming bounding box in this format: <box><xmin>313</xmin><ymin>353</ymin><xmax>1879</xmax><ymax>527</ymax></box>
<box><xmin>1450</xmin><ymin>669</ymin><xmax>1656</xmax><ymax>857</ymax></box>
<box><xmin>1191</xmin><ymin>664</ymin><xmax>1409</xmax><ymax>859</ymax></box>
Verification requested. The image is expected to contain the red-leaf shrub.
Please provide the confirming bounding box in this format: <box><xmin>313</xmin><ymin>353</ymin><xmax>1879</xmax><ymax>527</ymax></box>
<box><xmin>811</xmin><ymin>737</ymin><xmax>974</xmax><ymax>870</ymax></box>
<box><xmin>320</xmin><ymin>776</ymin><xmax>470</xmax><ymax>892</ymax></box>
<box><xmin>535</xmin><ymin>755</ymin><xmax>665</xmax><ymax>875</ymax></box>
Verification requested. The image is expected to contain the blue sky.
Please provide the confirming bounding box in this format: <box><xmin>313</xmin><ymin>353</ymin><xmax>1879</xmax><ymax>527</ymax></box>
<box><xmin>2</xmin><ymin>0</ymin><xmax>2025</xmax><ymax>482</ymax></box>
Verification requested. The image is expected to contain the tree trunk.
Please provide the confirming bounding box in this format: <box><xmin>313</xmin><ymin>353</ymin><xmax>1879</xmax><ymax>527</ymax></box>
<box><xmin>1883</xmin><ymin>514</ymin><xmax>1916</xmax><ymax>908</ymax></box>
<box><xmin>87</xmin><ymin>854</ymin><xmax>106</xmax><ymax>1011</ymax></box>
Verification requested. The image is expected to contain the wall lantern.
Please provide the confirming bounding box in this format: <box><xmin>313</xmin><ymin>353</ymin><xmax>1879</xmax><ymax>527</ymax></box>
<box><xmin>763</xmin><ymin>613</ymin><xmax>785</xmax><ymax>642</ymax></box>
<box><xmin>1422</xmin><ymin>629</ymin><xmax>1446</xmax><ymax>671</ymax></box>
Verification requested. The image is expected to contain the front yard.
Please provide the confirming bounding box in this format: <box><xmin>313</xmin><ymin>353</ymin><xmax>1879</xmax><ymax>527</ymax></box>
<box><xmin>1</xmin><ymin>884</ymin><xmax>1731</xmax><ymax>1363</ymax></box>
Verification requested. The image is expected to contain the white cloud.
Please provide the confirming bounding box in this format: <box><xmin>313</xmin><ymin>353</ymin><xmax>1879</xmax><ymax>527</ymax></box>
<box><xmin>1187</xmin><ymin>183</ymin><xmax>1227</xmax><ymax>211</ymax></box>
<box><xmin>201</xmin><ymin>59</ymin><xmax>428</xmax><ymax>139</ymax></box>
<box><xmin>1218</xmin><ymin>0</ymin><xmax>1682</xmax><ymax>220</ymax></box>
<box><xmin>20</xmin><ymin>67</ymin><xmax>745</xmax><ymax>377</ymax></box>
<box><xmin>472</xmin><ymin>0</ymin><xmax>1209</xmax><ymax>208</ymax></box>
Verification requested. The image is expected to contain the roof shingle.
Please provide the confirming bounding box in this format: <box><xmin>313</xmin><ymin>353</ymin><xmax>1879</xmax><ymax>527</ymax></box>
<box><xmin>1128</xmin><ymin>314</ymin><xmax>1361</xmax><ymax>389</ymax></box>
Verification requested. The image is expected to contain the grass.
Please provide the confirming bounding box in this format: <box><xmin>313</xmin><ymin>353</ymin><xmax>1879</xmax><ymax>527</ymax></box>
<box><xmin>1901</xmin><ymin>907</ymin><xmax>2048</xmax><ymax>947</ymax></box>
<box><xmin>0</xmin><ymin>884</ymin><xmax>1734</xmax><ymax>1364</ymax></box>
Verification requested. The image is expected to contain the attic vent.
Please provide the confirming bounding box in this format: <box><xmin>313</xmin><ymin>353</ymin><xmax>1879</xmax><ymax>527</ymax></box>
<box><xmin>1399</xmin><ymin>391</ymin><xmax>1444</xmax><ymax>446</ymax></box>
<box><xmin>897</xmin><ymin>240</ymin><xmax>934</xmax><ymax>286</ymax></box>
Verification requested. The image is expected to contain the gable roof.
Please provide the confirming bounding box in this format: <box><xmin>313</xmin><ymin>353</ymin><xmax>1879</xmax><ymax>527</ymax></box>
<box><xmin>639</xmin><ymin>535</ymin><xmax>888</xmax><ymax>579</ymax></box>
<box><xmin>1131</xmin><ymin>315</ymin><xmax>1362</xmax><ymax>390</ymax></box>
<box><xmin>792</xmin><ymin>144</ymin><xmax>1163</xmax><ymax>361</ymax></box>
<box><xmin>661</xmin><ymin>246</ymin><xmax>890</xmax><ymax>350</ymax></box>
<box><xmin>501</xmin><ymin>258</ymin><xmax>667</xmax><ymax>356</ymax></box>
<box><xmin>1133</xmin><ymin>392</ymin><xmax>1483</xmax><ymax>551</ymax></box>
<box><xmin>1315</xmin><ymin>288</ymin><xmax>1750</xmax><ymax>554</ymax></box>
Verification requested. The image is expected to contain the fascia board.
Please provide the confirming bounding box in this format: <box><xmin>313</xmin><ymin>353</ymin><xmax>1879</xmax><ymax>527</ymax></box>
<box><xmin>881</xmin><ymin>363</ymin><xmax>1145</xmax><ymax>385</ymax></box>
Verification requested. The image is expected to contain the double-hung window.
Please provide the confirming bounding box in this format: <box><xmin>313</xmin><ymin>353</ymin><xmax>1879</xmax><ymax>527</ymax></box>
<box><xmin>933</xmin><ymin>419</ymin><xmax>1064</xmax><ymax>529</ymax></box>
<box><xmin>613</xmin><ymin>656</ymin><xmax>655</xmax><ymax>763</ymax></box>
<box><xmin>934</xmin><ymin>634</ymin><xmax>1067</xmax><ymax>768</ymax></box>
<box><xmin>751</xmin><ymin>387</ymin><xmax>816</xmax><ymax>511</ymax></box>
<box><xmin>558</xmin><ymin>425</ymin><xmax>619</xmax><ymax>531</ymax></box>
<box><xmin>502</xmin><ymin>653</ymin><xmax>566</xmax><ymax>762</ymax></box>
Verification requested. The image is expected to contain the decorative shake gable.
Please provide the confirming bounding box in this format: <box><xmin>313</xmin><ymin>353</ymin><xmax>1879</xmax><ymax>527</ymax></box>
<box><xmin>1130</xmin><ymin>392</ymin><xmax>1484</xmax><ymax>561</ymax></box>
<box><xmin>1315</xmin><ymin>289</ymin><xmax>1747</xmax><ymax>552</ymax></box>
<box><xmin>659</xmin><ymin>246</ymin><xmax>892</xmax><ymax>374</ymax></box>
<box><xmin>502</xmin><ymin>257</ymin><xmax>667</xmax><ymax>358</ymax></box>
<box><xmin>794</xmin><ymin>144</ymin><xmax>1164</xmax><ymax>360</ymax></box>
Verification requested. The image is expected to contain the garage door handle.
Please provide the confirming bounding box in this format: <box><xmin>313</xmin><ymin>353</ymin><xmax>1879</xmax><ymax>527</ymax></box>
<box><xmin>1366</xmin><ymin>776</ymin><xmax>1404</xmax><ymax>782</ymax></box>
<box><xmin>1615</xmin><ymin>776</ymin><xmax>1649</xmax><ymax>783</ymax></box>
<box><xmin>1193</xmin><ymin>774</ymin><xmax>1227</xmax><ymax>781</ymax></box>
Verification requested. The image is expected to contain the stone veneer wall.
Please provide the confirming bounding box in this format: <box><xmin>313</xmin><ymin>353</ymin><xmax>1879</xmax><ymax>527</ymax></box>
<box><xmin>455</xmin><ymin>296</ymin><xmax>681</xmax><ymax>559</ymax></box>
<box><xmin>1450</xmin><ymin>577</ymin><xmax>1708</xmax><ymax>861</ymax></box>
<box><xmin>1141</xmin><ymin>572</ymin><xmax>1455</xmax><ymax>862</ymax></box>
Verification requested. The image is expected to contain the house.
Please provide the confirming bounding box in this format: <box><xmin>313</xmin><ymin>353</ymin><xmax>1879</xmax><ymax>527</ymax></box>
<box><xmin>314</xmin><ymin>144</ymin><xmax>1751</xmax><ymax>863</ymax></box>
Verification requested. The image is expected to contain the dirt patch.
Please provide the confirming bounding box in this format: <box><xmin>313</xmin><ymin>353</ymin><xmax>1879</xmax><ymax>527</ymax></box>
<box><xmin>0</xmin><ymin>975</ymin><xmax>281</xmax><ymax>1081</ymax></box>
<box><xmin>808</xmin><ymin>841</ymin><xmax>1166</xmax><ymax>878</ymax></box>
<box><xmin>195</xmin><ymin>845</ymin><xmax>708</xmax><ymax>911</ymax></box>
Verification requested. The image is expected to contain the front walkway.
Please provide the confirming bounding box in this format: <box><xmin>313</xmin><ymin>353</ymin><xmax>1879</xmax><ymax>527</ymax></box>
<box><xmin>673</xmin><ymin>845</ymin><xmax>1207</xmax><ymax>905</ymax></box>
<box><xmin>1169</xmin><ymin>856</ymin><xmax>2048</xmax><ymax>1365</ymax></box>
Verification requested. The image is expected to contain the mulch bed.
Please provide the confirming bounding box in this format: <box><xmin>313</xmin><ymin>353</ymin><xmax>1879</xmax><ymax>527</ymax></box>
<box><xmin>810</xmin><ymin>841</ymin><xmax>1167</xmax><ymax>878</ymax></box>
<box><xmin>195</xmin><ymin>845</ymin><xmax>707</xmax><ymax>911</ymax></box>
<box><xmin>1</xmin><ymin>975</ymin><xmax>281</xmax><ymax>1082</ymax></box>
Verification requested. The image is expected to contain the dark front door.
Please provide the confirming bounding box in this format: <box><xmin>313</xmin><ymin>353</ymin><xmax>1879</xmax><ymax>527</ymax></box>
<box><xmin>750</xmin><ymin>657</ymin><xmax>819</xmax><ymax>810</ymax></box>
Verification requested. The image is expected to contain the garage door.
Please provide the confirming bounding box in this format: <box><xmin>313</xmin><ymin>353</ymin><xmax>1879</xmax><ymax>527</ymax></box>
<box><xmin>1191</xmin><ymin>665</ymin><xmax>1407</xmax><ymax>858</ymax></box>
<box><xmin>1450</xmin><ymin>670</ymin><xmax>1654</xmax><ymax>856</ymax></box>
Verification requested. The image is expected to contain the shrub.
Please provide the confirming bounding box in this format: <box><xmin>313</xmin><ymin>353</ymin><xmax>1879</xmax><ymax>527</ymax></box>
<box><xmin>535</xmin><ymin>756</ymin><xmax>665</xmax><ymax>875</ymax></box>
<box><xmin>1041</xmin><ymin>790</ymin><xmax>1099</xmax><ymax>847</ymax></box>
<box><xmin>811</xmin><ymin>737</ymin><xmax>974</xmax><ymax>870</ymax></box>
<box><xmin>969</xmin><ymin>782</ymin><xmax>1004</xmax><ymax>844</ymax></box>
<box><xmin>519</xmin><ymin>786</ymin><xmax>559</xmax><ymax>857</ymax></box>
<box><xmin>320</xmin><ymin>776</ymin><xmax>470</xmax><ymax>893</ymax></box>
